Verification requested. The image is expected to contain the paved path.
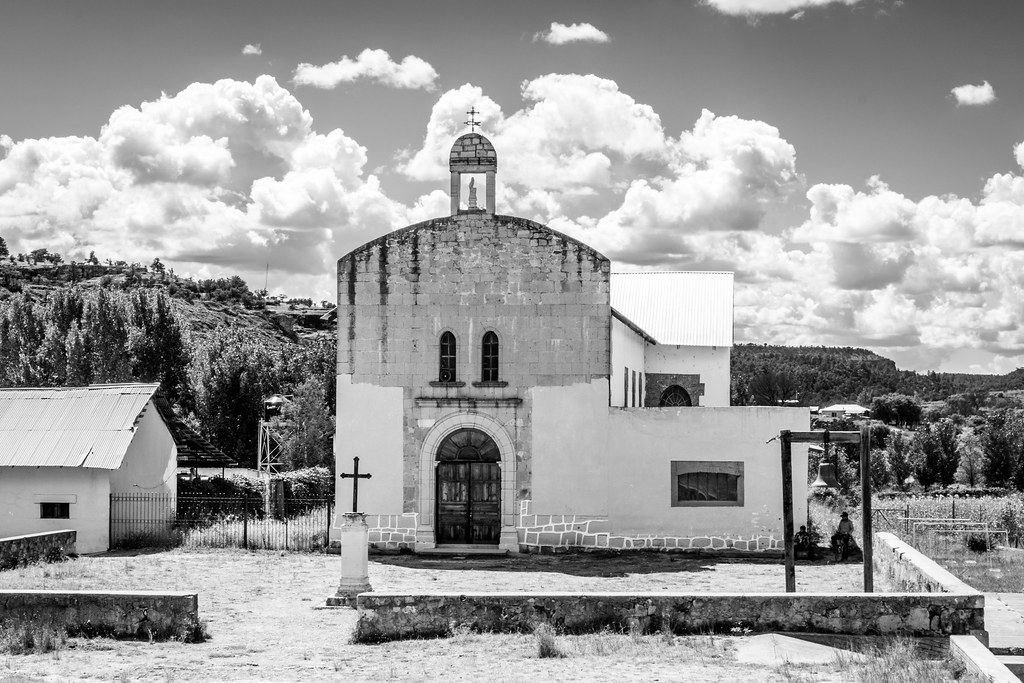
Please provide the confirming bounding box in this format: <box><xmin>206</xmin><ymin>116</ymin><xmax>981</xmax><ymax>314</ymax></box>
<box><xmin>986</xmin><ymin>593</ymin><xmax>1024</xmax><ymax>680</ymax></box>
<box><xmin>987</xmin><ymin>593</ymin><xmax>1024</xmax><ymax>653</ymax></box>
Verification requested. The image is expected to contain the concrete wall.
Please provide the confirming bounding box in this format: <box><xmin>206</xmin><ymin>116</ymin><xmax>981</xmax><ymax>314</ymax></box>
<box><xmin>646</xmin><ymin>345</ymin><xmax>730</xmax><ymax>407</ymax></box>
<box><xmin>334</xmin><ymin>375</ymin><xmax>405</xmax><ymax>515</ymax></box>
<box><xmin>354</xmin><ymin>591</ymin><xmax>985</xmax><ymax>643</ymax></box>
<box><xmin>0</xmin><ymin>530</ymin><xmax>76</xmax><ymax>569</ymax></box>
<box><xmin>529</xmin><ymin>390</ymin><xmax>809</xmax><ymax>547</ymax></box>
<box><xmin>610</xmin><ymin>318</ymin><xmax>646</xmax><ymax>408</ymax></box>
<box><xmin>109</xmin><ymin>401</ymin><xmax>177</xmax><ymax>497</ymax></box>
<box><xmin>873</xmin><ymin>532</ymin><xmax>979</xmax><ymax>595</ymax></box>
<box><xmin>0</xmin><ymin>468</ymin><xmax>111</xmax><ymax>554</ymax></box>
<box><xmin>0</xmin><ymin>590</ymin><xmax>200</xmax><ymax>640</ymax></box>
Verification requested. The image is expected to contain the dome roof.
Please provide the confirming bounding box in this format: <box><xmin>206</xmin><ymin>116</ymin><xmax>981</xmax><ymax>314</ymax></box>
<box><xmin>449</xmin><ymin>133</ymin><xmax>497</xmax><ymax>172</ymax></box>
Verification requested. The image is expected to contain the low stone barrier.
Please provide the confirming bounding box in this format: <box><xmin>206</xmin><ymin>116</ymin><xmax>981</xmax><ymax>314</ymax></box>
<box><xmin>354</xmin><ymin>591</ymin><xmax>985</xmax><ymax>643</ymax></box>
<box><xmin>0</xmin><ymin>590</ymin><xmax>200</xmax><ymax>641</ymax></box>
<box><xmin>0</xmin><ymin>530</ymin><xmax>76</xmax><ymax>570</ymax></box>
<box><xmin>949</xmin><ymin>635</ymin><xmax>1018</xmax><ymax>682</ymax></box>
<box><xmin>872</xmin><ymin>532</ymin><xmax>977</xmax><ymax>594</ymax></box>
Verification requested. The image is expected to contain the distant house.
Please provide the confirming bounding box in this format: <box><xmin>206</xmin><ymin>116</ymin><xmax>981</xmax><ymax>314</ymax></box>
<box><xmin>819</xmin><ymin>404</ymin><xmax>870</xmax><ymax>419</ymax></box>
<box><xmin>0</xmin><ymin>384</ymin><xmax>231</xmax><ymax>553</ymax></box>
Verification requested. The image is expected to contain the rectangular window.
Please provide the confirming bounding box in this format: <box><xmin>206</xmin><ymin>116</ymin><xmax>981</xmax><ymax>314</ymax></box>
<box><xmin>631</xmin><ymin>370</ymin><xmax>637</xmax><ymax>407</ymax></box>
<box><xmin>40</xmin><ymin>502</ymin><xmax>70</xmax><ymax>519</ymax></box>
<box><xmin>623</xmin><ymin>367</ymin><xmax>629</xmax><ymax>406</ymax></box>
<box><xmin>670</xmin><ymin>461</ymin><xmax>744</xmax><ymax>507</ymax></box>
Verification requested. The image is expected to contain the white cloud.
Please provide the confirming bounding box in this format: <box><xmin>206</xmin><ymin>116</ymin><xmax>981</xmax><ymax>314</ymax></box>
<box><xmin>242</xmin><ymin>44</ymin><xmax>262</xmax><ymax>56</ymax></box>
<box><xmin>701</xmin><ymin>0</ymin><xmax>864</xmax><ymax>16</ymax></box>
<box><xmin>0</xmin><ymin>75</ymin><xmax>410</xmax><ymax>289</ymax></box>
<box><xmin>534</xmin><ymin>22</ymin><xmax>610</xmax><ymax>45</ymax></box>
<box><xmin>294</xmin><ymin>48</ymin><xmax>438</xmax><ymax>90</ymax></box>
<box><xmin>951</xmin><ymin>80</ymin><xmax>996</xmax><ymax>106</ymax></box>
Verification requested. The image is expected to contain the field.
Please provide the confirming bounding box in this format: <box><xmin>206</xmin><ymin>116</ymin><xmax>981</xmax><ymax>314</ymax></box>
<box><xmin>0</xmin><ymin>548</ymin><xmax>971</xmax><ymax>683</ymax></box>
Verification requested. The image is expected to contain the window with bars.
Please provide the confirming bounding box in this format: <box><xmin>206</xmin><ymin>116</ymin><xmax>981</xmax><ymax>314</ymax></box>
<box><xmin>482</xmin><ymin>331</ymin><xmax>499</xmax><ymax>382</ymax></box>
<box><xmin>40</xmin><ymin>502</ymin><xmax>70</xmax><ymax>519</ymax></box>
<box><xmin>670</xmin><ymin>461</ymin><xmax>744</xmax><ymax>507</ymax></box>
<box><xmin>439</xmin><ymin>331</ymin><xmax>457</xmax><ymax>382</ymax></box>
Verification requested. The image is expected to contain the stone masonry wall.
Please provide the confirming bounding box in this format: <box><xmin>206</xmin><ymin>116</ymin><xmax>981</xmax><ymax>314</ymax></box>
<box><xmin>355</xmin><ymin>591</ymin><xmax>985</xmax><ymax>643</ymax></box>
<box><xmin>0</xmin><ymin>530</ymin><xmax>76</xmax><ymax>569</ymax></box>
<box><xmin>515</xmin><ymin>500</ymin><xmax>782</xmax><ymax>553</ymax></box>
<box><xmin>644</xmin><ymin>373</ymin><xmax>704</xmax><ymax>408</ymax></box>
<box><xmin>0</xmin><ymin>590</ymin><xmax>199</xmax><ymax>640</ymax></box>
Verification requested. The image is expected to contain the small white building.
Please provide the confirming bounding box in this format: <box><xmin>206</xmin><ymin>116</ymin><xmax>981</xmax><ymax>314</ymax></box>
<box><xmin>0</xmin><ymin>384</ymin><xmax>178</xmax><ymax>553</ymax></box>
<box><xmin>820</xmin><ymin>404</ymin><xmax>870</xmax><ymax>419</ymax></box>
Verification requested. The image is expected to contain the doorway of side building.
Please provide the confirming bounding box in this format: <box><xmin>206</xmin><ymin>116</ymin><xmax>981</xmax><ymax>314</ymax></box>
<box><xmin>435</xmin><ymin>428</ymin><xmax>501</xmax><ymax>545</ymax></box>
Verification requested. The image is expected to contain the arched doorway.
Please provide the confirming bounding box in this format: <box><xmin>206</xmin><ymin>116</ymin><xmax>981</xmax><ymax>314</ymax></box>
<box><xmin>435</xmin><ymin>428</ymin><xmax>501</xmax><ymax>545</ymax></box>
<box><xmin>659</xmin><ymin>385</ymin><xmax>692</xmax><ymax>407</ymax></box>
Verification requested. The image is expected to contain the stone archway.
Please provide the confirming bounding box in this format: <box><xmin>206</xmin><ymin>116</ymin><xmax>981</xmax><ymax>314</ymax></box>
<box><xmin>415</xmin><ymin>412</ymin><xmax>518</xmax><ymax>551</ymax></box>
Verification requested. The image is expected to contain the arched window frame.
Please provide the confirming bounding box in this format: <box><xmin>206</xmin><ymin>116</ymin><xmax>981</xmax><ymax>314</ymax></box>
<box><xmin>439</xmin><ymin>331</ymin><xmax>457</xmax><ymax>382</ymax></box>
<box><xmin>481</xmin><ymin>331</ymin><xmax>499</xmax><ymax>382</ymax></box>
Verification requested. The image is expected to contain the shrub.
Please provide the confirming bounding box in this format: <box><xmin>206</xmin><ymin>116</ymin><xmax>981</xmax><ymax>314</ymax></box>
<box><xmin>0</xmin><ymin>620</ymin><xmax>67</xmax><ymax>654</ymax></box>
<box><xmin>534</xmin><ymin>623</ymin><xmax>565</xmax><ymax>659</ymax></box>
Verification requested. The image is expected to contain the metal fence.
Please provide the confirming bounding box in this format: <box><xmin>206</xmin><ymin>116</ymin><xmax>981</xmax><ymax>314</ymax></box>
<box><xmin>109</xmin><ymin>494</ymin><xmax>334</xmax><ymax>552</ymax></box>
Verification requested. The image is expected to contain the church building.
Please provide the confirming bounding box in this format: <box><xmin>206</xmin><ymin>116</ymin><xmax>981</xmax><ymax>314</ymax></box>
<box><xmin>333</xmin><ymin>131</ymin><xmax>808</xmax><ymax>553</ymax></box>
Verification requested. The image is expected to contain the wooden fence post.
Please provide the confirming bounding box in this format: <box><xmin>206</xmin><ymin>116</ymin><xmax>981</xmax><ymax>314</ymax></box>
<box><xmin>780</xmin><ymin>430</ymin><xmax>795</xmax><ymax>593</ymax></box>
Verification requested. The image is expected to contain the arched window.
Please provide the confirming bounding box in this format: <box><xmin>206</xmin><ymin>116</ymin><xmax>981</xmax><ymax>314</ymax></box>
<box><xmin>659</xmin><ymin>385</ymin><xmax>692</xmax><ymax>407</ymax></box>
<box><xmin>482</xmin><ymin>331</ymin><xmax>499</xmax><ymax>382</ymax></box>
<box><xmin>439</xmin><ymin>332</ymin><xmax>456</xmax><ymax>382</ymax></box>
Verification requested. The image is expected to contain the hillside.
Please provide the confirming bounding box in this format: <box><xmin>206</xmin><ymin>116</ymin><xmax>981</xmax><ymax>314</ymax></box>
<box><xmin>732</xmin><ymin>344</ymin><xmax>1024</xmax><ymax>406</ymax></box>
<box><xmin>0</xmin><ymin>259</ymin><xmax>333</xmax><ymax>345</ymax></box>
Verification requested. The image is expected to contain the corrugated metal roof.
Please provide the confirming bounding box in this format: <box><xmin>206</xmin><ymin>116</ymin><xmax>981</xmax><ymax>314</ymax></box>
<box><xmin>0</xmin><ymin>384</ymin><xmax>159</xmax><ymax>469</ymax></box>
<box><xmin>610</xmin><ymin>271</ymin><xmax>734</xmax><ymax>347</ymax></box>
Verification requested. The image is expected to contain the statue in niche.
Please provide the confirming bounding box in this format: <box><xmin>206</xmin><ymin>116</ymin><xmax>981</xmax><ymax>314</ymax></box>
<box><xmin>467</xmin><ymin>178</ymin><xmax>478</xmax><ymax>209</ymax></box>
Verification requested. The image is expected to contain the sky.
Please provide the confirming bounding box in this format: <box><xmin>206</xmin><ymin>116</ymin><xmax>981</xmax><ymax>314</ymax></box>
<box><xmin>3</xmin><ymin>0</ymin><xmax>1024</xmax><ymax>374</ymax></box>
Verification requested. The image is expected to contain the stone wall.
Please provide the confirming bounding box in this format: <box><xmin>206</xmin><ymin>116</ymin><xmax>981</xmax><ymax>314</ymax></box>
<box><xmin>354</xmin><ymin>591</ymin><xmax>985</xmax><ymax>643</ymax></box>
<box><xmin>0</xmin><ymin>530</ymin><xmax>76</xmax><ymax>569</ymax></box>
<box><xmin>644</xmin><ymin>373</ymin><xmax>703</xmax><ymax>407</ymax></box>
<box><xmin>873</xmin><ymin>532</ymin><xmax>978</xmax><ymax>594</ymax></box>
<box><xmin>0</xmin><ymin>590</ymin><xmax>200</xmax><ymax>640</ymax></box>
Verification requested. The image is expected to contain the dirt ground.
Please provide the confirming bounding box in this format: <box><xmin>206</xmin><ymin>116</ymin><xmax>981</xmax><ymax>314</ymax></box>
<box><xmin>0</xmin><ymin>549</ymin><xmax>891</xmax><ymax>682</ymax></box>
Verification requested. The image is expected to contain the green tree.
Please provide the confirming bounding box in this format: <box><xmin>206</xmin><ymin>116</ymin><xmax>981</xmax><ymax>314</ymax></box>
<box><xmin>955</xmin><ymin>426</ymin><xmax>985</xmax><ymax>487</ymax></box>
<box><xmin>886</xmin><ymin>430</ymin><xmax>914</xmax><ymax>491</ymax></box>
<box><xmin>277</xmin><ymin>377</ymin><xmax>335</xmax><ymax>471</ymax></box>
<box><xmin>981</xmin><ymin>409</ymin><xmax>1021</xmax><ymax>488</ymax></box>
<box><xmin>0</xmin><ymin>236</ymin><xmax>8</xmax><ymax>258</ymax></box>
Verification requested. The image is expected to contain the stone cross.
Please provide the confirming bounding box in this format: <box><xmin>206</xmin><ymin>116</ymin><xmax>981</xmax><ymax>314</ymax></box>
<box><xmin>339</xmin><ymin>456</ymin><xmax>372</xmax><ymax>513</ymax></box>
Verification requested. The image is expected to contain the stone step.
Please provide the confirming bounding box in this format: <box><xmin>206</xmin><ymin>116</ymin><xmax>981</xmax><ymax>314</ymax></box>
<box><xmin>418</xmin><ymin>545</ymin><xmax>509</xmax><ymax>557</ymax></box>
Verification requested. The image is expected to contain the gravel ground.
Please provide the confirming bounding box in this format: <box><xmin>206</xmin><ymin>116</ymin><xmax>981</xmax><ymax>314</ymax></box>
<box><xmin>0</xmin><ymin>549</ymin><xmax>891</xmax><ymax>682</ymax></box>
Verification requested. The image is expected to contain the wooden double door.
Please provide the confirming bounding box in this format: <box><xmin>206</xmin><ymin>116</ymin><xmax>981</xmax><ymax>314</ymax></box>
<box><xmin>435</xmin><ymin>429</ymin><xmax>501</xmax><ymax>545</ymax></box>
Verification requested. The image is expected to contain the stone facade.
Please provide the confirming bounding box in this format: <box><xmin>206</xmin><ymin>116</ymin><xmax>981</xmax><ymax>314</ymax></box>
<box><xmin>337</xmin><ymin>212</ymin><xmax>611</xmax><ymax>549</ymax></box>
<box><xmin>354</xmin><ymin>591</ymin><xmax>986</xmax><ymax>643</ymax></box>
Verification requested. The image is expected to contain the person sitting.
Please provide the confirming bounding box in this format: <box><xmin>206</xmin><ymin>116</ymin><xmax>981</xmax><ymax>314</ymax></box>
<box><xmin>794</xmin><ymin>525</ymin><xmax>815</xmax><ymax>560</ymax></box>
<box><xmin>831</xmin><ymin>511</ymin><xmax>855</xmax><ymax>561</ymax></box>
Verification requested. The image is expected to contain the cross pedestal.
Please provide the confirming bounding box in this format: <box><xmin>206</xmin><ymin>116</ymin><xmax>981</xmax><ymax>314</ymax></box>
<box><xmin>332</xmin><ymin>511</ymin><xmax>371</xmax><ymax>607</ymax></box>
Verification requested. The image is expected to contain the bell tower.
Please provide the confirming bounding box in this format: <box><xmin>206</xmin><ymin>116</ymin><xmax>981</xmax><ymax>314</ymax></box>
<box><xmin>449</xmin><ymin>120</ymin><xmax>496</xmax><ymax>215</ymax></box>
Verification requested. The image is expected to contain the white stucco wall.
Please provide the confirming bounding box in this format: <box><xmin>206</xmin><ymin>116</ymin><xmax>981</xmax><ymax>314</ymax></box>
<box><xmin>0</xmin><ymin>468</ymin><xmax>112</xmax><ymax>553</ymax></box>
<box><xmin>335</xmin><ymin>374</ymin><xmax>405</xmax><ymax>515</ymax></box>
<box><xmin>610</xmin><ymin>318</ymin><xmax>647</xmax><ymax>408</ymax></box>
<box><xmin>109</xmin><ymin>401</ymin><xmax>177</xmax><ymax>496</ymax></box>
<box><xmin>645</xmin><ymin>345</ymin><xmax>731</xmax><ymax>407</ymax></box>
<box><xmin>531</xmin><ymin>384</ymin><xmax>809</xmax><ymax>539</ymax></box>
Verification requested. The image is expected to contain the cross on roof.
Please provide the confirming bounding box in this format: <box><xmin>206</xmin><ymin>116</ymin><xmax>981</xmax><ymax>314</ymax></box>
<box><xmin>465</xmin><ymin>107</ymin><xmax>481</xmax><ymax>133</ymax></box>
<box><xmin>339</xmin><ymin>455</ymin><xmax>372</xmax><ymax>512</ymax></box>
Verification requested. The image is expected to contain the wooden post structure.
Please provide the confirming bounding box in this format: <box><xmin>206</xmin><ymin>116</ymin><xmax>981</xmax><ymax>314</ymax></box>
<box><xmin>780</xmin><ymin>430</ymin><xmax>796</xmax><ymax>593</ymax></box>
<box><xmin>860</xmin><ymin>425</ymin><xmax>873</xmax><ymax>592</ymax></box>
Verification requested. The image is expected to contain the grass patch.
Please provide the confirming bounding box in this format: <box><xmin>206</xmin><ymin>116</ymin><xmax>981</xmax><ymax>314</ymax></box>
<box><xmin>0</xmin><ymin>620</ymin><xmax>68</xmax><ymax>655</ymax></box>
<box><xmin>533</xmin><ymin>623</ymin><xmax>565</xmax><ymax>659</ymax></box>
<box><xmin>832</xmin><ymin>638</ymin><xmax>988</xmax><ymax>683</ymax></box>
